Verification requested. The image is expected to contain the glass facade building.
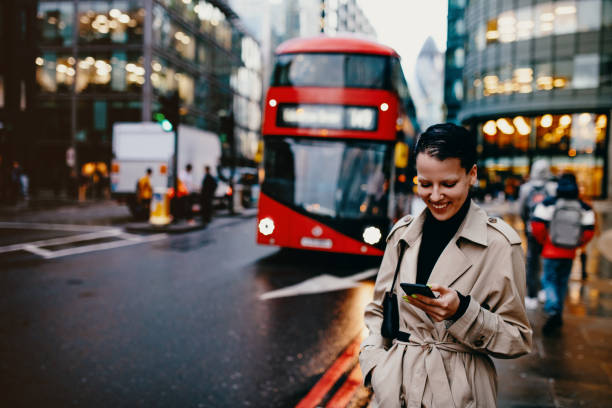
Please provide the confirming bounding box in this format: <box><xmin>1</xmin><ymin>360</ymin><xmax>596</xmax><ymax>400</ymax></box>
<box><xmin>444</xmin><ymin>0</ymin><xmax>467</xmax><ymax>124</ymax></box>
<box><xmin>10</xmin><ymin>0</ymin><xmax>262</xmax><ymax>193</ymax></box>
<box><xmin>458</xmin><ymin>0</ymin><xmax>612</xmax><ymax>198</ymax></box>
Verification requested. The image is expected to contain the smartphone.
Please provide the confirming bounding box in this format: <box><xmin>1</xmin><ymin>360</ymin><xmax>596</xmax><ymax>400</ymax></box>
<box><xmin>400</xmin><ymin>283</ymin><xmax>438</xmax><ymax>298</ymax></box>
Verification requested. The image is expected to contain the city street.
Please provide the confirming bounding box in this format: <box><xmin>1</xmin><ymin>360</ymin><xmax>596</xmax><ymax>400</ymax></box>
<box><xmin>0</xmin><ymin>203</ymin><xmax>380</xmax><ymax>407</ymax></box>
<box><xmin>1</xmin><ymin>200</ymin><xmax>611</xmax><ymax>407</ymax></box>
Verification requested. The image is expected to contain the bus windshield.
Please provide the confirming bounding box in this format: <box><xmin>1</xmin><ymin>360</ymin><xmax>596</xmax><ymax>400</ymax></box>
<box><xmin>271</xmin><ymin>53</ymin><xmax>389</xmax><ymax>89</ymax></box>
<box><xmin>262</xmin><ymin>137</ymin><xmax>392</xmax><ymax>219</ymax></box>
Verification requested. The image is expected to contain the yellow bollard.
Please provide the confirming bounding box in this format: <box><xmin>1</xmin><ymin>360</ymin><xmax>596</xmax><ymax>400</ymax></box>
<box><xmin>149</xmin><ymin>187</ymin><xmax>171</xmax><ymax>225</ymax></box>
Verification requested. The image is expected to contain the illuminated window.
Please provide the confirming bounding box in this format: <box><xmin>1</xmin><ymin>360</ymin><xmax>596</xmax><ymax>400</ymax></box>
<box><xmin>554</xmin><ymin>1</ymin><xmax>577</xmax><ymax>35</ymax></box>
<box><xmin>77</xmin><ymin>1</ymin><xmax>144</xmax><ymax>45</ymax></box>
<box><xmin>36</xmin><ymin>54</ymin><xmax>75</xmax><ymax>93</ymax></box>
<box><xmin>535</xmin><ymin>3</ymin><xmax>554</xmax><ymax>37</ymax></box>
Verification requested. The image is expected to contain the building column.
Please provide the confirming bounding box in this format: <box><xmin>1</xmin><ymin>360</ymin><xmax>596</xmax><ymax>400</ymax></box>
<box><xmin>142</xmin><ymin>0</ymin><xmax>153</xmax><ymax>122</ymax></box>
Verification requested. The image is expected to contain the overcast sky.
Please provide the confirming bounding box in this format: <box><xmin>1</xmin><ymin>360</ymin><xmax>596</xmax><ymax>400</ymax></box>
<box><xmin>357</xmin><ymin>0</ymin><xmax>448</xmax><ymax>79</ymax></box>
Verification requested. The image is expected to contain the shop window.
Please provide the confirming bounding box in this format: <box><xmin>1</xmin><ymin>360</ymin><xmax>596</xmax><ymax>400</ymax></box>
<box><xmin>77</xmin><ymin>1</ymin><xmax>144</xmax><ymax>45</ymax></box>
<box><xmin>573</xmin><ymin>54</ymin><xmax>599</xmax><ymax>89</ymax></box>
<box><xmin>37</xmin><ymin>2</ymin><xmax>74</xmax><ymax>46</ymax></box>
<box><xmin>577</xmin><ymin>0</ymin><xmax>601</xmax><ymax>31</ymax></box>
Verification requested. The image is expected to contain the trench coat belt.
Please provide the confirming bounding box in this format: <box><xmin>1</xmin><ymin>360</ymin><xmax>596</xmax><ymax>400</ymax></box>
<box><xmin>393</xmin><ymin>337</ymin><xmax>472</xmax><ymax>408</ymax></box>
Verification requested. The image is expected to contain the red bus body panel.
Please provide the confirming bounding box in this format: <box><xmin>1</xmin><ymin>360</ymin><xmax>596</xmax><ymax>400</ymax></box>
<box><xmin>256</xmin><ymin>193</ymin><xmax>384</xmax><ymax>256</ymax></box>
<box><xmin>276</xmin><ymin>35</ymin><xmax>399</xmax><ymax>57</ymax></box>
<box><xmin>263</xmin><ymin>87</ymin><xmax>398</xmax><ymax>141</ymax></box>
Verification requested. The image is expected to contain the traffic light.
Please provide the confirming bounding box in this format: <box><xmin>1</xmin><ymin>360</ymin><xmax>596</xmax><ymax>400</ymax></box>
<box><xmin>155</xmin><ymin>91</ymin><xmax>180</xmax><ymax>132</ymax></box>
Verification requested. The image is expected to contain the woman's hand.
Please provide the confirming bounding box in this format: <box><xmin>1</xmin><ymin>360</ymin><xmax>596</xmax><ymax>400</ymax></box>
<box><xmin>402</xmin><ymin>284</ymin><xmax>460</xmax><ymax>322</ymax></box>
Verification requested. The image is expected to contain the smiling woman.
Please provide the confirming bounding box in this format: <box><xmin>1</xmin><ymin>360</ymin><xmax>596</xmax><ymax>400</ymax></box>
<box><xmin>360</xmin><ymin>123</ymin><xmax>532</xmax><ymax>407</ymax></box>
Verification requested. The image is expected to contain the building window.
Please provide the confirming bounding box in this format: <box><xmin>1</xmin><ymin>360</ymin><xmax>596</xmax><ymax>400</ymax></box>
<box><xmin>36</xmin><ymin>54</ymin><xmax>75</xmax><ymax>93</ymax></box>
<box><xmin>535</xmin><ymin>3</ymin><xmax>555</xmax><ymax>37</ymax></box>
<box><xmin>554</xmin><ymin>1</ymin><xmax>577</xmax><ymax>35</ymax></box>
<box><xmin>37</xmin><ymin>2</ymin><xmax>74</xmax><ymax>46</ymax></box>
<box><xmin>452</xmin><ymin>79</ymin><xmax>463</xmax><ymax>101</ymax></box>
<box><xmin>554</xmin><ymin>59</ymin><xmax>572</xmax><ymax>89</ymax></box>
<box><xmin>536</xmin><ymin>62</ymin><xmax>553</xmax><ymax>90</ymax></box>
<box><xmin>77</xmin><ymin>1</ymin><xmax>144</xmax><ymax>45</ymax></box>
<box><xmin>573</xmin><ymin>54</ymin><xmax>599</xmax><ymax>89</ymax></box>
<box><xmin>577</xmin><ymin>0</ymin><xmax>601</xmax><ymax>31</ymax></box>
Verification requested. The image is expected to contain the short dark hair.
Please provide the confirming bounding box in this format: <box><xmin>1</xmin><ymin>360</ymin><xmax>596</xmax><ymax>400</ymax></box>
<box><xmin>414</xmin><ymin>123</ymin><xmax>477</xmax><ymax>172</ymax></box>
<box><xmin>146</xmin><ymin>168</ymin><xmax>152</xmax><ymax>174</ymax></box>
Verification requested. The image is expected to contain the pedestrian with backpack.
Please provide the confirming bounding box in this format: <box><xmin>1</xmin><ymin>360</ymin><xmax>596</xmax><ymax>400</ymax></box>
<box><xmin>517</xmin><ymin>159</ymin><xmax>557</xmax><ymax>309</ymax></box>
<box><xmin>531</xmin><ymin>173</ymin><xmax>595</xmax><ymax>335</ymax></box>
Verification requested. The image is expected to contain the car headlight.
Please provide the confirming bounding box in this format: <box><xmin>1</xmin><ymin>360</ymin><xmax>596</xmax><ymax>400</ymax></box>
<box><xmin>363</xmin><ymin>226</ymin><xmax>382</xmax><ymax>245</ymax></box>
<box><xmin>258</xmin><ymin>217</ymin><xmax>275</xmax><ymax>236</ymax></box>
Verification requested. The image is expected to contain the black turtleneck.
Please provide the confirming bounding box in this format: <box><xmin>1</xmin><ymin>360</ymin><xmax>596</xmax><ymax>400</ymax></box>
<box><xmin>417</xmin><ymin>197</ymin><xmax>471</xmax><ymax>284</ymax></box>
<box><xmin>416</xmin><ymin>197</ymin><xmax>472</xmax><ymax>321</ymax></box>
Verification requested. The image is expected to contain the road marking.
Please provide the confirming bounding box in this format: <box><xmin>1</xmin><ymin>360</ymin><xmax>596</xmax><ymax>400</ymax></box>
<box><xmin>0</xmin><ymin>229</ymin><xmax>123</xmax><ymax>254</ymax></box>
<box><xmin>325</xmin><ymin>365</ymin><xmax>363</xmax><ymax>408</ymax></box>
<box><xmin>0</xmin><ymin>222</ymin><xmax>167</xmax><ymax>259</ymax></box>
<box><xmin>295</xmin><ymin>335</ymin><xmax>363</xmax><ymax>408</ymax></box>
<box><xmin>259</xmin><ymin>268</ymin><xmax>377</xmax><ymax>300</ymax></box>
<box><xmin>40</xmin><ymin>234</ymin><xmax>167</xmax><ymax>259</ymax></box>
<box><xmin>0</xmin><ymin>222</ymin><xmax>112</xmax><ymax>232</ymax></box>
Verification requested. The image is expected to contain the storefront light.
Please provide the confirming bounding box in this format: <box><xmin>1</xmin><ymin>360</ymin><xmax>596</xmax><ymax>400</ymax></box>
<box><xmin>579</xmin><ymin>113</ymin><xmax>592</xmax><ymax>125</ymax></box>
<box><xmin>553</xmin><ymin>78</ymin><xmax>566</xmax><ymax>88</ymax></box>
<box><xmin>540</xmin><ymin>114</ymin><xmax>553</xmax><ymax>128</ymax></box>
<box><xmin>35</xmin><ymin>57</ymin><xmax>44</xmax><ymax>66</ymax></box>
<box><xmin>559</xmin><ymin>115</ymin><xmax>572</xmax><ymax>127</ymax></box>
<box><xmin>496</xmin><ymin>118</ymin><xmax>514</xmax><ymax>134</ymax></box>
<box><xmin>596</xmin><ymin>115</ymin><xmax>607</xmax><ymax>128</ymax></box>
<box><xmin>483</xmin><ymin>120</ymin><xmax>497</xmax><ymax>136</ymax></box>
<box><xmin>513</xmin><ymin>116</ymin><xmax>531</xmax><ymax>135</ymax></box>
<box><xmin>109</xmin><ymin>9</ymin><xmax>121</xmax><ymax>19</ymax></box>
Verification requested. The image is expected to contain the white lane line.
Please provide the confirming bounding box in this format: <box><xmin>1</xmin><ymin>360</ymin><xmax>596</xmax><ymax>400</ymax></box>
<box><xmin>0</xmin><ymin>229</ymin><xmax>123</xmax><ymax>254</ymax></box>
<box><xmin>259</xmin><ymin>268</ymin><xmax>378</xmax><ymax>300</ymax></box>
<box><xmin>0</xmin><ymin>222</ymin><xmax>111</xmax><ymax>232</ymax></box>
<box><xmin>42</xmin><ymin>233</ymin><xmax>167</xmax><ymax>259</ymax></box>
<box><xmin>22</xmin><ymin>244</ymin><xmax>54</xmax><ymax>258</ymax></box>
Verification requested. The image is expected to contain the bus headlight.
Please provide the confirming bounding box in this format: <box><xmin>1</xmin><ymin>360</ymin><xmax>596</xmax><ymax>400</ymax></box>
<box><xmin>363</xmin><ymin>226</ymin><xmax>382</xmax><ymax>245</ymax></box>
<box><xmin>258</xmin><ymin>217</ymin><xmax>275</xmax><ymax>236</ymax></box>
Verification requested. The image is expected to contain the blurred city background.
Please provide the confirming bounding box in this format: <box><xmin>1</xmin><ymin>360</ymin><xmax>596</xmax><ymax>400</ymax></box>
<box><xmin>0</xmin><ymin>0</ymin><xmax>611</xmax><ymax>407</ymax></box>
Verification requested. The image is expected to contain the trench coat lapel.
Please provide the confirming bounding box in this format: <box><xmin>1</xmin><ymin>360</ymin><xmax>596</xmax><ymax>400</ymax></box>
<box><xmin>427</xmin><ymin>201</ymin><xmax>488</xmax><ymax>288</ymax></box>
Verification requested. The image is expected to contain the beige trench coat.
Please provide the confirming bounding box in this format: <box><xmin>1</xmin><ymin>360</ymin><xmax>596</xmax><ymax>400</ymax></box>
<box><xmin>360</xmin><ymin>201</ymin><xmax>532</xmax><ymax>408</ymax></box>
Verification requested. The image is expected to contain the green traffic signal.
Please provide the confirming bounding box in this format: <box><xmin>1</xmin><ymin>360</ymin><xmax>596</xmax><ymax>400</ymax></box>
<box><xmin>154</xmin><ymin>112</ymin><xmax>165</xmax><ymax>122</ymax></box>
<box><xmin>161</xmin><ymin>119</ymin><xmax>173</xmax><ymax>132</ymax></box>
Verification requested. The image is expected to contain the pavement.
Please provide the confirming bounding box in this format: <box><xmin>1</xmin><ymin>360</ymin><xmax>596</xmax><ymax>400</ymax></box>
<box><xmin>2</xmin><ymin>196</ymin><xmax>612</xmax><ymax>407</ymax></box>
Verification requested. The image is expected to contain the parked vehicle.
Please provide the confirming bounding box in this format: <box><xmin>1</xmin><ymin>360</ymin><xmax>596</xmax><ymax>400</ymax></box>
<box><xmin>110</xmin><ymin>122</ymin><xmax>222</xmax><ymax>217</ymax></box>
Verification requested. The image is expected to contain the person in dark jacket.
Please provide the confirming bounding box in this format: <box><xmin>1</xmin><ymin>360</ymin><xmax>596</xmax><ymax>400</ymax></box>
<box><xmin>531</xmin><ymin>173</ymin><xmax>595</xmax><ymax>335</ymax></box>
<box><xmin>200</xmin><ymin>165</ymin><xmax>217</xmax><ymax>224</ymax></box>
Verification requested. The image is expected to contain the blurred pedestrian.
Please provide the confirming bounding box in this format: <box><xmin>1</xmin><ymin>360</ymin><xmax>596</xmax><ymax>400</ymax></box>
<box><xmin>136</xmin><ymin>168</ymin><xmax>153</xmax><ymax>220</ymax></box>
<box><xmin>360</xmin><ymin>123</ymin><xmax>532</xmax><ymax>407</ymax></box>
<box><xmin>531</xmin><ymin>173</ymin><xmax>595</xmax><ymax>336</ymax></box>
<box><xmin>200</xmin><ymin>165</ymin><xmax>217</xmax><ymax>224</ymax></box>
<box><xmin>9</xmin><ymin>161</ymin><xmax>23</xmax><ymax>204</ymax></box>
<box><xmin>179</xmin><ymin>163</ymin><xmax>195</xmax><ymax>221</ymax></box>
<box><xmin>517</xmin><ymin>159</ymin><xmax>557</xmax><ymax>309</ymax></box>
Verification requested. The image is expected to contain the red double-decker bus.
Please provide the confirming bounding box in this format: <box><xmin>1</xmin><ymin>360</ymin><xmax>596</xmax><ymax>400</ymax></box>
<box><xmin>256</xmin><ymin>35</ymin><xmax>416</xmax><ymax>256</ymax></box>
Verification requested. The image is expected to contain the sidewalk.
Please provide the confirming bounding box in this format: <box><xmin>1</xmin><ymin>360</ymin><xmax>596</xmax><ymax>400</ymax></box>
<box><xmin>479</xmin><ymin>199</ymin><xmax>612</xmax><ymax>407</ymax></box>
<box><xmin>0</xmin><ymin>197</ymin><xmax>257</xmax><ymax>227</ymax></box>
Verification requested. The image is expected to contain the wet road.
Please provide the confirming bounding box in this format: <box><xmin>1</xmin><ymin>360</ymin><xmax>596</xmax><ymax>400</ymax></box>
<box><xmin>0</xmin><ymin>216</ymin><xmax>379</xmax><ymax>407</ymax></box>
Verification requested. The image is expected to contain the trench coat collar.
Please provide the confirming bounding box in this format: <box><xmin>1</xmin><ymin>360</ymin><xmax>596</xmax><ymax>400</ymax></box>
<box><xmin>395</xmin><ymin>199</ymin><xmax>488</xmax><ymax>248</ymax></box>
